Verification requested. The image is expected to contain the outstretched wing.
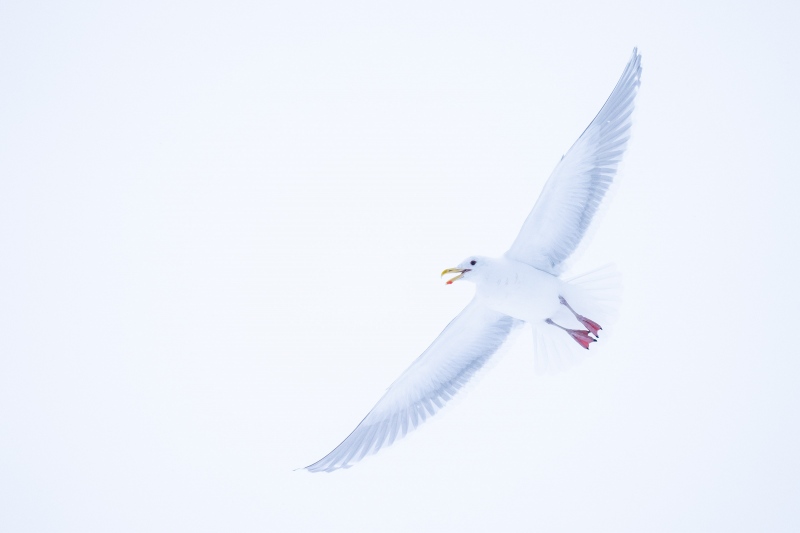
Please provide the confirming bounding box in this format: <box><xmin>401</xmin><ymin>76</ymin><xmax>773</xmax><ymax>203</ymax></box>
<box><xmin>306</xmin><ymin>301</ymin><xmax>521</xmax><ymax>472</ymax></box>
<box><xmin>506</xmin><ymin>48</ymin><xmax>642</xmax><ymax>274</ymax></box>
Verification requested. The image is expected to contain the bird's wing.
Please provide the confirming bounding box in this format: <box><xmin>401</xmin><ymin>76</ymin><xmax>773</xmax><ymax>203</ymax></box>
<box><xmin>505</xmin><ymin>49</ymin><xmax>642</xmax><ymax>275</ymax></box>
<box><xmin>305</xmin><ymin>301</ymin><xmax>521</xmax><ymax>472</ymax></box>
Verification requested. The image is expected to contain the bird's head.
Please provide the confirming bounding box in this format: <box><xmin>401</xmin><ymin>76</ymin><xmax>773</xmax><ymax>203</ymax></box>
<box><xmin>441</xmin><ymin>256</ymin><xmax>489</xmax><ymax>285</ymax></box>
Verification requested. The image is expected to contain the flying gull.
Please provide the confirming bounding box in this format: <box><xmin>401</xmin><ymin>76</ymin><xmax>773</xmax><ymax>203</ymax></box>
<box><xmin>306</xmin><ymin>49</ymin><xmax>642</xmax><ymax>472</ymax></box>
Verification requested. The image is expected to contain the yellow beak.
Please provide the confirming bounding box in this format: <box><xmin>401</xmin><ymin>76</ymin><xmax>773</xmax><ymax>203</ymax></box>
<box><xmin>441</xmin><ymin>268</ymin><xmax>469</xmax><ymax>285</ymax></box>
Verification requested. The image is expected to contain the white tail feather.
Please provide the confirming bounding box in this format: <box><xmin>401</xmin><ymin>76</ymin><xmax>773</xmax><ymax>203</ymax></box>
<box><xmin>532</xmin><ymin>264</ymin><xmax>622</xmax><ymax>375</ymax></box>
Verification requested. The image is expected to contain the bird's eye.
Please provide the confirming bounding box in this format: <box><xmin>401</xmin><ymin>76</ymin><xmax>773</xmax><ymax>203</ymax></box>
<box><xmin>470</xmin><ymin>260</ymin><xmax>477</xmax><ymax>266</ymax></box>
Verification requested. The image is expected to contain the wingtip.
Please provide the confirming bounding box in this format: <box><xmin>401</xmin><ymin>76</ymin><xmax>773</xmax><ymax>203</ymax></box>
<box><xmin>630</xmin><ymin>47</ymin><xmax>642</xmax><ymax>70</ymax></box>
<box><xmin>302</xmin><ymin>461</ymin><xmax>330</xmax><ymax>473</ymax></box>
<box><xmin>624</xmin><ymin>47</ymin><xmax>643</xmax><ymax>85</ymax></box>
<box><xmin>303</xmin><ymin>456</ymin><xmax>351</xmax><ymax>473</ymax></box>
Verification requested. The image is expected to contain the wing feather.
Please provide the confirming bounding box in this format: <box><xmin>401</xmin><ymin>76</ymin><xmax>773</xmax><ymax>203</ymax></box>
<box><xmin>505</xmin><ymin>48</ymin><xmax>642</xmax><ymax>274</ymax></box>
<box><xmin>305</xmin><ymin>301</ymin><xmax>521</xmax><ymax>472</ymax></box>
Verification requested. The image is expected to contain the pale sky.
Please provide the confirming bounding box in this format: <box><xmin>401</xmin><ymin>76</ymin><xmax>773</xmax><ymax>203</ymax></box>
<box><xmin>1</xmin><ymin>1</ymin><xmax>799</xmax><ymax>531</ymax></box>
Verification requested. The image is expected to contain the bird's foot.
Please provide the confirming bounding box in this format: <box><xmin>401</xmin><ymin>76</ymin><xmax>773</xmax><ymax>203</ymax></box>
<box><xmin>567</xmin><ymin>329</ymin><xmax>596</xmax><ymax>349</ymax></box>
<box><xmin>558</xmin><ymin>296</ymin><xmax>602</xmax><ymax>337</ymax></box>
<box><xmin>545</xmin><ymin>318</ymin><xmax>597</xmax><ymax>349</ymax></box>
<box><xmin>577</xmin><ymin>316</ymin><xmax>602</xmax><ymax>337</ymax></box>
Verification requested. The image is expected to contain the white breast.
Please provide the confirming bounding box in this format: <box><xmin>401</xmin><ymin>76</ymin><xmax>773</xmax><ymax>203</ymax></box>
<box><xmin>474</xmin><ymin>258</ymin><xmax>563</xmax><ymax>323</ymax></box>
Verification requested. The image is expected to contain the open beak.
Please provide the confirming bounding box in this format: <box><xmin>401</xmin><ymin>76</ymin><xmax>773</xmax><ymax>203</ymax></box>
<box><xmin>441</xmin><ymin>268</ymin><xmax>471</xmax><ymax>285</ymax></box>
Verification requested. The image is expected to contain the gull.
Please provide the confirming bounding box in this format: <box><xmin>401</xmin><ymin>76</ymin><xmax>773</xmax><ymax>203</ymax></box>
<box><xmin>305</xmin><ymin>49</ymin><xmax>642</xmax><ymax>472</ymax></box>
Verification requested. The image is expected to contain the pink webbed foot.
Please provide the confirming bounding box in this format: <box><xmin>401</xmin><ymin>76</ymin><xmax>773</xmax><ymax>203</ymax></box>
<box><xmin>558</xmin><ymin>296</ymin><xmax>602</xmax><ymax>337</ymax></box>
<box><xmin>545</xmin><ymin>318</ymin><xmax>597</xmax><ymax>350</ymax></box>
<box><xmin>567</xmin><ymin>329</ymin><xmax>596</xmax><ymax>350</ymax></box>
<box><xmin>578</xmin><ymin>317</ymin><xmax>602</xmax><ymax>338</ymax></box>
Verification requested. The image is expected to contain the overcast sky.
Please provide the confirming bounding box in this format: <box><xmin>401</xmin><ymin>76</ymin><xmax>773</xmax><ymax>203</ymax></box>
<box><xmin>2</xmin><ymin>1</ymin><xmax>799</xmax><ymax>531</ymax></box>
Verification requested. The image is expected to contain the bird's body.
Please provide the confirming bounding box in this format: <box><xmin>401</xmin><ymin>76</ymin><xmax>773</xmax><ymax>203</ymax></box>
<box><xmin>470</xmin><ymin>256</ymin><xmax>562</xmax><ymax>323</ymax></box>
<box><xmin>305</xmin><ymin>49</ymin><xmax>642</xmax><ymax>473</ymax></box>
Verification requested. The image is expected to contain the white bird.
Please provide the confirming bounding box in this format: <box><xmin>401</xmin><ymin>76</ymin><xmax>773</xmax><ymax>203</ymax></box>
<box><xmin>306</xmin><ymin>49</ymin><xmax>642</xmax><ymax>472</ymax></box>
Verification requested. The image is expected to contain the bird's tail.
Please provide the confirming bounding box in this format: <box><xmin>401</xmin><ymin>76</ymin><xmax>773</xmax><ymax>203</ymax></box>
<box><xmin>532</xmin><ymin>264</ymin><xmax>622</xmax><ymax>374</ymax></box>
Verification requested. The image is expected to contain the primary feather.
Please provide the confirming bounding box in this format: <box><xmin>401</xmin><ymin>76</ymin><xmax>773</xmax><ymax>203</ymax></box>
<box><xmin>306</xmin><ymin>302</ymin><xmax>521</xmax><ymax>472</ymax></box>
<box><xmin>506</xmin><ymin>48</ymin><xmax>641</xmax><ymax>274</ymax></box>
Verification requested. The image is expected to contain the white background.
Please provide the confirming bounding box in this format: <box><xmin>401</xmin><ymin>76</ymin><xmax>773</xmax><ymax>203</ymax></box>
<box><xmin>2</xmin><ymin>1</ymin><xmax>799</xmax><ymax>531</ymax></box>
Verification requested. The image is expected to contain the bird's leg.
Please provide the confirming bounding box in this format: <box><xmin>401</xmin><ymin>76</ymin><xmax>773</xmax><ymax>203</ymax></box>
<box><xmin>545</xmin><ymin>318</ymin><xmax>596</xmax><ymax>350</ymax></box>
<box><xmin>558</xmin><ymin>296</ymin><xmax>602</xmax><ymax>337</ymax></box>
